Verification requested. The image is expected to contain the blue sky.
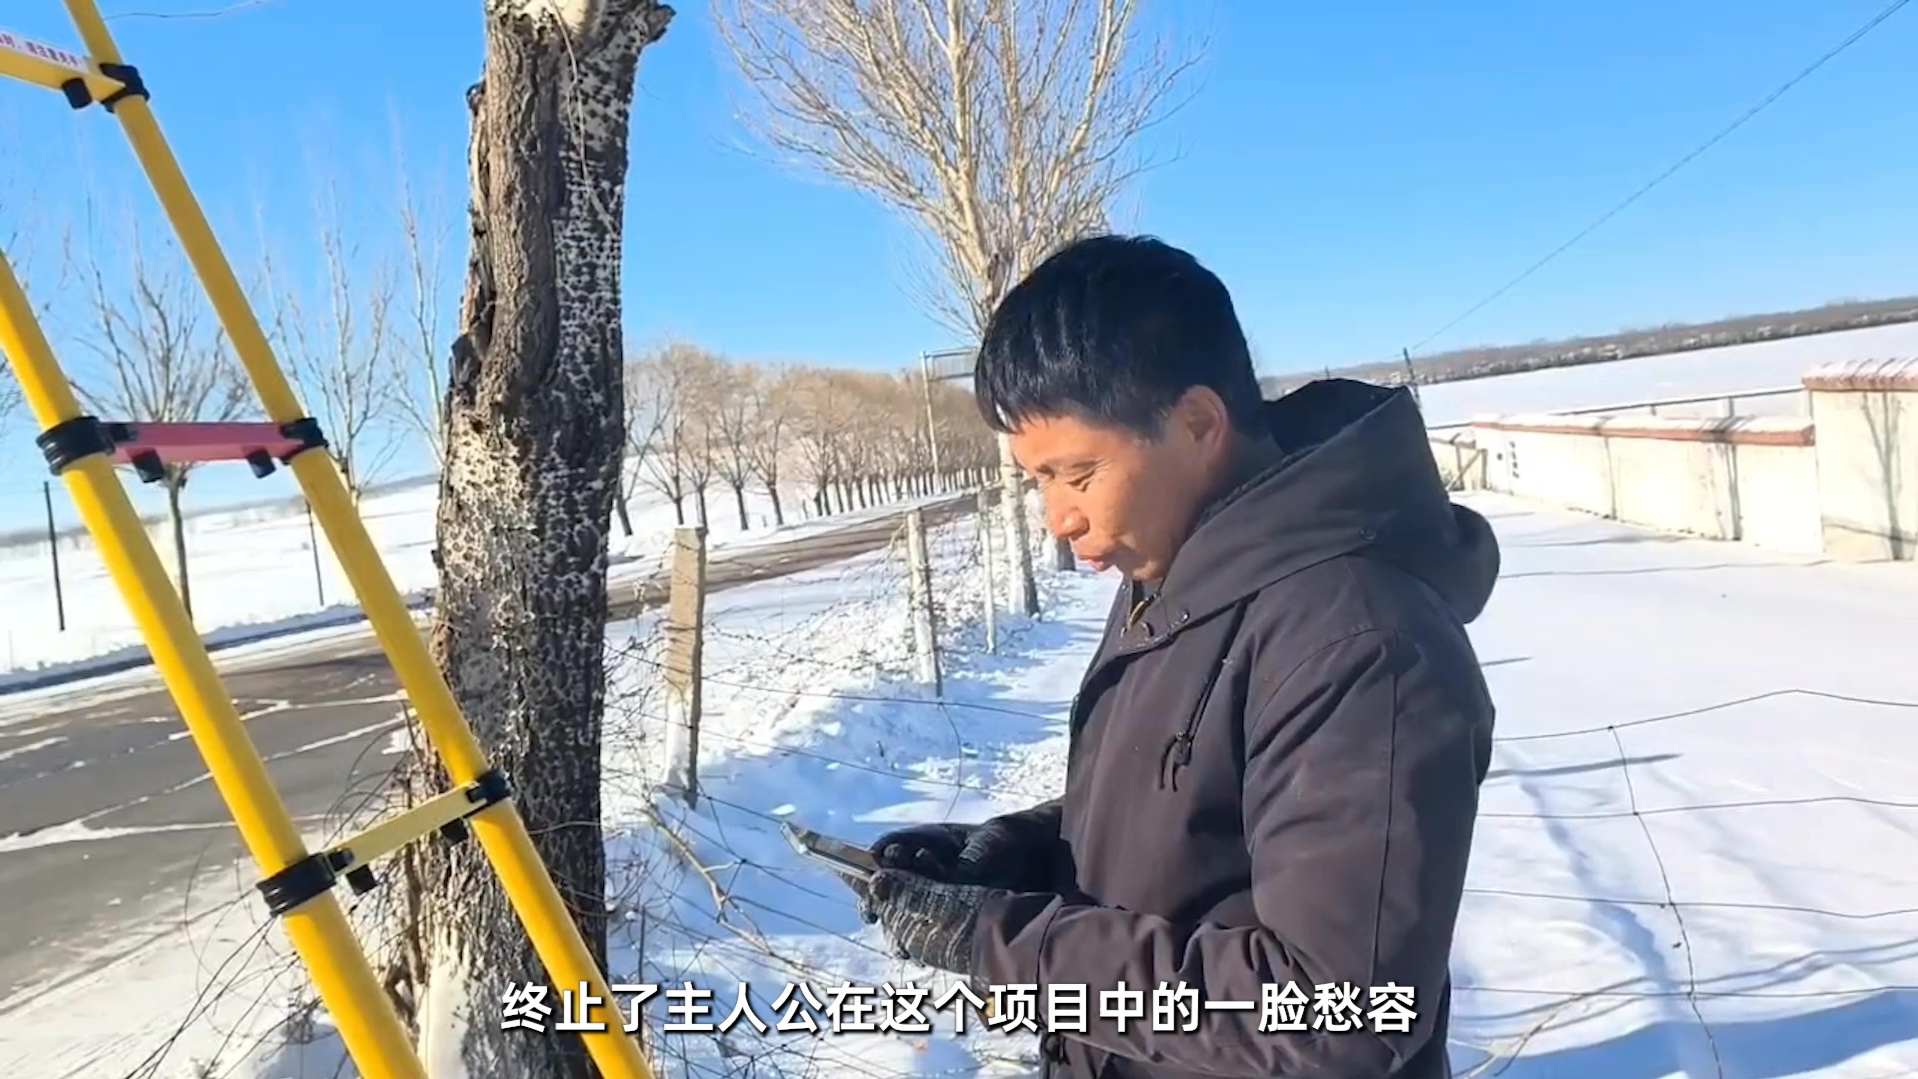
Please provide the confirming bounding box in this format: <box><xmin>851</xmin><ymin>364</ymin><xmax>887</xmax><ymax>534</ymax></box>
<box><xmin>0</xmin><ymin>0</ymin><xmax>1914</xmax><ymax>528</ymax></box>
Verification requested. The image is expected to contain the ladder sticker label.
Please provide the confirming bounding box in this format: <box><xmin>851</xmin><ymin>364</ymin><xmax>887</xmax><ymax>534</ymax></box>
<box><xmin>0</xmin><ymin>29</ymin><xmax>88</xmax><ymax>73</ymax></box>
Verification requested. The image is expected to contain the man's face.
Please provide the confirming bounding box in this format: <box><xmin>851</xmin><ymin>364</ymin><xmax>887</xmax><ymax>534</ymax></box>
<box><xmin>1006</xmin><ymin>394</ymin><xmax>1226</xmax><ymax>582</ymax></box>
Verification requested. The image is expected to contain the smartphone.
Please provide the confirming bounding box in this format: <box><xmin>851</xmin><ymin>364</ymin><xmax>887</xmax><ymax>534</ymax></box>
<box><xmin>780</xmin><ymin>820</ymin><xmax>880</xmax><ymax>883</ymax></box>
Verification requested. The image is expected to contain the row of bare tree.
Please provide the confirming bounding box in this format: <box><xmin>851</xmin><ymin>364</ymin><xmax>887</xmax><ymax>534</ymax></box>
<box><xmin>620</xmin><ymin>341</ymin><xmax>996</xmax><ymax>535</ymax></box>
<box><xmin>0</xmin><ymin>189</ymin><xmax>445</xmax><ymax>619</ymax></box>
<box><xmin>0</xmin><ymin>182</ymin><xmax>1007</xmax><ymax>619</ymax></box>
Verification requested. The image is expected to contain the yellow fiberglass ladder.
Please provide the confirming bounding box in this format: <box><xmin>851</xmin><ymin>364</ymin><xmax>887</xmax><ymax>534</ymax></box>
<box><xmin>0</xmin><ymin>6</ymin><xmax>655</xmax><ymax>1079</ymax></box>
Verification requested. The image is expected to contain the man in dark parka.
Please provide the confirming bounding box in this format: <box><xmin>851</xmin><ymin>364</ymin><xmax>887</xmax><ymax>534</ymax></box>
<box><xmin>857</xmin><ymin>234</ymin><xmax>1500</xmax><ymax>1079</ymax></box>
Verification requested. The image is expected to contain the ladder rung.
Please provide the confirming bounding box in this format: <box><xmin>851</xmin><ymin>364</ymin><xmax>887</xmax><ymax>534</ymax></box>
<box><xmin>35</xmin><ymin>415</ymin><xmax>327</xmax><ymax>481</ymax></box>
<box><xmin>106</xmin><ymin>419</ymin><xmax>318</xmax><ymax>464</ymax></box>
<box><xmin>257</xmin><ymin>769</ymin><xmax>514</xmax><ymax>916</ymax></box>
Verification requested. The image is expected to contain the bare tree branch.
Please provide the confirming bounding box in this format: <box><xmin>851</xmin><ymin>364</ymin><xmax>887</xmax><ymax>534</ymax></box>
<box><xmin>0</xmin><ymin>120</ymin><xmax>48</xmax><ymax>422</ymax></box>
<box><xmin>69</xmin><ymin>213</ymin><xmax>251</xmax><ymax>621</ymax></box>
<box><xmin>105</xmin><ymin>0</ymin><xmax>281</xmax><ymax>21</ymax></box>
<box><xmin>712</xmin><ymin>0</ymin><xmax>1203</xmax><ymax>611</ymax></box>
<box><xmin>634</xmin><ymin>340</ymin><xmax>725</xmax><ymax>528</ymax></box>
<box><xmin>743</xmin><ymin>365</ymin><xmax>797</xmax><ymax>525</ymax></box>
<box><xmin>711</xmin><ymin>0</ymin><xmax>1204</xmax><ymax>332</ymax></box>
<box><xmin>263</xmin><ymin>175</ymin><xmax>404</xmax><ymax>501</ymax></box>
<box><xmin>707</xmin><ymin>360</ymin><xmax>760</xmax><ymax>530</ymax></box>
<box><xmin>392</xmin><ymin>135</ymin><xmax>455</xmax><ymax>471</ymax></box>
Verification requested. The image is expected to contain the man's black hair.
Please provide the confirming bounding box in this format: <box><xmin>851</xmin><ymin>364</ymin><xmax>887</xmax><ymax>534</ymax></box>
<box><xmin>973</xmin><ymin>234</ymin><xmax>1266</xmax><ymax>437</ymax></box>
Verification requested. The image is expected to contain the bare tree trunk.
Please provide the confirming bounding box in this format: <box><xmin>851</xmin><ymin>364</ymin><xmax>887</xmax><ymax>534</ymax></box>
<box><xmin>165</xmin><ymin>475</ymin><xmax>193</xmax><ymax>622</ymax></box>
<box><xmin>392</xmin><ymin>5</ymin><xmax>672</xmax><ymax>1079</ymax></box>
<box><xmin>1000</xmin><ymin>434</ymin><xmax>1038</xmax><ymax>615</ymax></box>
<box><xmin>731</xmin><ymin>482</ymin><xmax>748</xmax><ymax>531</ymax></box>
<box><xmin>766</xmin><ymin>479</ymin><xmax>784</xmax><ymax>527</ymax></box>
<box><xmin>613</xmin><ymin>477</ymin><xmax>634</xmax><ymax>537</ymax></box>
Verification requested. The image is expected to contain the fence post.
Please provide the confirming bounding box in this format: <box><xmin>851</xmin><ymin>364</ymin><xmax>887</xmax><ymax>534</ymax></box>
<box><xmin>975</xmin><ymin>489</ymin><xmax>997</xmax><ymax>654</ymax></box>
<box><xmin>662</xmin><ymin>525</ymin><xmax>707</xmax><ymax>806</ymax></box>
<box><xmin>906</xmin><ymin>507</ymin><xmax>942</xmax><ymax>695</ymax></box>
<box><xmin>43</xmin><ymin>480</ymin><xmax>65</xmax><ymax>631</ymax></box>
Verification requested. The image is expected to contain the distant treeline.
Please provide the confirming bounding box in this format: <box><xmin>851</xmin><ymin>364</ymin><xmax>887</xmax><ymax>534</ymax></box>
<box><xmin>1260</xmin><ymin>295</ymin><xmax>1918</xmax><ymax>397</ymax></box>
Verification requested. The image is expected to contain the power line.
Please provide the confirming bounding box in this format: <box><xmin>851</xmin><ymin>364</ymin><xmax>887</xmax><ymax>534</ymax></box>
<box><xmin>1403</xmin><ymin>0</ymin><xmax>1914</xmax><ymax>360</ymax></box>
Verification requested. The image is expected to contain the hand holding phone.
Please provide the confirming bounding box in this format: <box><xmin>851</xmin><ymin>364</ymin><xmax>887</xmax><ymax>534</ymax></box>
<box><xmin>780</xmin><ymin>820</ymin><xmax>880</xmax><ymax>884</ymax></box>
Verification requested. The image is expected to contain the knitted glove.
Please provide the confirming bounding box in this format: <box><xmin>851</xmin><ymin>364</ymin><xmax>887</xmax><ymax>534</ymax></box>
<box><xmin>869</xmin><ymin>822</ymin><xmax>977</xmax><ymax>878</ymax></box>
<box><xmin>857</xmin><ymin>867</ymin><xmax>1006</xmax><ymax>977</ymax></box>
<box><xmin>872</xmin><ymin>801</ymin><xmax>1064</xmax><ymax>889</ymax></box>
<box><xmin>951</xmin><ymin>804</ymin><xmax>1064</xmax><ymax>891</ymax></box>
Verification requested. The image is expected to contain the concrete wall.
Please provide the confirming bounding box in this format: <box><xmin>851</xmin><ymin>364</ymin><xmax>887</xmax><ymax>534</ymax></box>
<box><xmin>1805</xmin><ymin>358</ymin><xmax>1918</xmax><ymax>560</ymax></box>
<box><xmin>1471</xmin><ymin>414</ymin><xmax>1822</xmax><ymax>553</ymax></box>
<box><xmin>1557</xmin><ymin>386</ymin><xmax>1807</xmax><ymax>422</ymax></box>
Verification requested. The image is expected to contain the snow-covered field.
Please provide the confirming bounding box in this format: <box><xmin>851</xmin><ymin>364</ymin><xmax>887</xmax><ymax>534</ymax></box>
<box><xmin>1414</xmin><ymin>321</ymin><xmax>1918</xmax><ymax>426</ymax></box>
<box><xmin>6</xmin><ymin>488</ymin><xmax>1917</xmax><ymax>1079</ymax></box>
<box><xmin>0</xmin><ymin>475</ymin><xmax>895</xmax><ymax>689</ymax></box>
<box><xmin>4</xmin><ymin>320</ymin><xmax>1909</xmax><ymax>687</ymax></box>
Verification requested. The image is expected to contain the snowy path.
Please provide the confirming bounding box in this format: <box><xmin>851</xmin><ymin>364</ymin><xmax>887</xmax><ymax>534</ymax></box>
<box><xmin>4</xmin><ymin>491</ymin><xmax>1917</xmax><ymax>1078</ymax></box>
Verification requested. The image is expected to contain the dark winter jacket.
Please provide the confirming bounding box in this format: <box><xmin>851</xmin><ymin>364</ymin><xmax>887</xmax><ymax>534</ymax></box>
<box><xmin>968</xmin><ymin>379</ymin><xmax>1500</xmax><ymax>1079</ymax></box>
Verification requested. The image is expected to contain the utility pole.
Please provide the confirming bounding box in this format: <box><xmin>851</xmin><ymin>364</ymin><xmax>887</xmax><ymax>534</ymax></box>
<box><xmin>923</xmin><ymin>344</ymin><xmax>1037</xmax><ymax>615</ymax></box>
<box><xmin>918</xmin><ymin>351</ymin><xmax>942</xmax><ymax>491</ymax></box>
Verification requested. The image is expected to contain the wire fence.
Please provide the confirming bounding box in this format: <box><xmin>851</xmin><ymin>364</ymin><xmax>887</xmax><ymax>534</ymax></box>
<box><xmin>88</xmin><ymin>488</ymin><xmax>1056</xmax><ymax>1079</ymax></box>
<box><xmin>66</xmin><ymin>487</ymin><xmax>1918</xmax><ymax>1079</ymax></box>
<box><xmin>0</xmin><ymin>472</ymin><xmax>963</xmax><ymax>688</ymax></box>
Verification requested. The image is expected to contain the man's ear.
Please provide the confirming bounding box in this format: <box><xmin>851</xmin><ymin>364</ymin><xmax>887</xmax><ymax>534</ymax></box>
<box><xmin>1170</xmin><ymin>386</ymin><xmax>1232</xmax><ymax>453</ymax></box>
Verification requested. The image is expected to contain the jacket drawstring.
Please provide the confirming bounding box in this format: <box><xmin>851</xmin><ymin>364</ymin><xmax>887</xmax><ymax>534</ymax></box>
<box><xmin>1157</xmin><ymin>602</ymin><xmax>1251</xmax><ymax>791</ymax></box>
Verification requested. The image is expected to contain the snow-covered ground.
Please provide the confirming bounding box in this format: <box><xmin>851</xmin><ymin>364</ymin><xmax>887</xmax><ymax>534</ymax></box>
<box><xmin>6</xmin><ymin>488</ymin><xmax>1917</xmax><ymax>1079</ymax></box>
<box><xmin>0</xmin><ymin>505</ymin><xmax>1075</xmax><ymax>1079</ymax></box>
<box><xmin>0</xmin><ymin>475</ymin><xmax>909</xmax><ymax>689</ymax></box>
<box><xmin>1413</xmin><ymin>321</ymin><xmax>1918</xmax><ymax>426</ymax></box>
<box><xmin>3</xmin><ymin>320</ymin><xmax>1908</xmax><ymax>687</ymax></box>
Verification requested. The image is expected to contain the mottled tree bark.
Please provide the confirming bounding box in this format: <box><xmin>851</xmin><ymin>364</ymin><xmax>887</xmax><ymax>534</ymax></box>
<box><xmin>390</xmin><ymin>3</ymin><xmax>672</xmax><ymax>1078</ymax></box>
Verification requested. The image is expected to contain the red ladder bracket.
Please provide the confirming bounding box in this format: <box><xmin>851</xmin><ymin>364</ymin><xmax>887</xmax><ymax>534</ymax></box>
<box><xmin>33</xmin><ymin>417</ymin><xmax>330</xmax><ymax>483</ymax></box>
<box><xmin>103</xmin><ymin>420</ymin><xmax>325</xmax><ymax>482</ymax></box>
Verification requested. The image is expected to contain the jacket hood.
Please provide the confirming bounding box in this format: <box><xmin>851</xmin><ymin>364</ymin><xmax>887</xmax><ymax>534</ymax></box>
<box><xmin>1152</xmin><ymin>378</ymin><xmax>1500</xmax><ymax>627</ymax></box>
